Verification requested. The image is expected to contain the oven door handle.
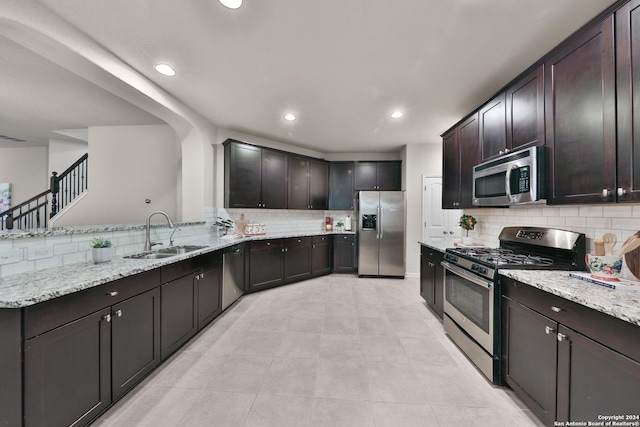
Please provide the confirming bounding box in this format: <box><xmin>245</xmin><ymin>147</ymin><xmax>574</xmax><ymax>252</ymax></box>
<box><xmin>441</xmin><ymin>261</ymin><xmax>493</xmax><ymax>289</ymax></box>
<box><xmin>505</xmin><ymin>163</ymin><xmax>515</xmax><ymax>202</ymax></box>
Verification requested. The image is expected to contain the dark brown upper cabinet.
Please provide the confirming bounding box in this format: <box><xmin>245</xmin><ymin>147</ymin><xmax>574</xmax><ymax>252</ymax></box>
<box><xmin>616</xmin><ymin>0</ymin><xmax>640</xmax><ymax>202</ymax></box>
<box><xmin>287</xmin><ymin>156</ymin><xmax>329</xmax><ymax>210</ymax></box>
<box><xmin>224</xmin><ymin>140</ymin><xmax>287</xmax><ymax>209</ymax></box>
<box><xmin>329</xmin><ymin>162</ymin><xmax>355</xmax><ymax>210</ymax></box>
<box><xmin>442</xmin><ymin>113</ymin><xmax>479</xmax><ymax>209</ymax></box>
<box><xmin>353</xmin><ymin>161</ymin><xmax>402</xmax><ymax>191</ymax></box>
<box><xmin>545</xmin><ymin>15</ymin><xmax>616</xmax><ymax>205</ymax></box>
<box><xmin>479</xmin><ymin>93</ymin><xmax>507</xmax><ymax>162</ymax></box>
<box><xmin>506</xmin><ymin>65</ymin><xmax>545</xmax><ymax>152</ymax></box>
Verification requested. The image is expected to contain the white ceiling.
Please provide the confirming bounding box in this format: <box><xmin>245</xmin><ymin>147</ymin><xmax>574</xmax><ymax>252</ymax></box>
<box><xmin>2</xmin><ymin>0</ymin><xmax>617</xmax><ymax>153</ymax></box>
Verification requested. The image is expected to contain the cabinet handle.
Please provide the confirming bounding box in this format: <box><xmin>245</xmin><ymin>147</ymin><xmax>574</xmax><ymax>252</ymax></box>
<box><xmin>545</xmin><ymin>326</ymin><xmax>555</xmax><ymax>335</ymax></box>
<box><xmin>557</xmin><ymin>333</ymin><xmax>569</xmax><ymax>342</ymax></box>
<box><xmin>266</xmin><ymin>242</ymin><xmax>270</xmax><ymax>246</ymax></box>
<box><xmin>428</xmin><ymin>262</ymin><xmax>435</xmax><ymax>267</ymax></box>
<box><xmin>551</xmin><ymin>306</ymin><xmax>563</xmax><ymax>313</ymax></box>
<box><xmin>499</xmin><ymin>150</ymin><xmax>504</xmax><ymax>155</ymax></box>
<box><xmin>103</xmin><ymin>314</ymin><xmax>111</xmax><ymax>322</ymax></box>
<box><xmin>602</xmin><ymin>188</ymin><xmax>611</xmax><ymax>198</ymax></box>
<box><xmin>617</xmin><ymin>187</ymin><xmax>627</xmax><ymax>197</ymax></box>
<box><xmin>114</xmin><ymin>309</ymin><xmax>123</xmax><ymax>318</ymax></box>
<box><xmin>107</xmin><ymin>291</ymin><xmax>118</xmax><ymax>297</ymax></box>
<box><xmin>449</xmin><ymin>231</ymin><xmax>454</xmax><ymax>234</ymax></box>
<box><xmin>313</xmin><ymin>245</ymin><xmax>316</xmax><ymax>248</ymax></box>
<box><xmin>505</xmin><ymin>148</ymin><xmax>510</xmax><ymax>153</ymax></box>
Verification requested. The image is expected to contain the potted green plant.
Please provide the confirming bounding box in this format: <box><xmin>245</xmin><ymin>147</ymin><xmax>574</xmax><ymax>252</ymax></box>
<box><xmin>214</xmin><ymin>217</ymin><xmax>234</xmax><ymax>236</ymax></box>
<box><xmin>335</xmin><ymin>221</ymin><xmax>345</xmax><ymax>232</ymax></box>
<box><xmin>459</xmin><ymin>214</ymin><xmax>477</xmax><ymax>244</ymax></box>
<box><xmin>91</xmin><ymin>237</ymin><xmax>113</xmax><ymax>263</ymax></box>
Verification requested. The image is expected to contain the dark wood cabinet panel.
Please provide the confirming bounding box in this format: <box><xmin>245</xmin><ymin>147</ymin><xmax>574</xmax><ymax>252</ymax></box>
<box><xmin>312</xmin><ymin>235</ymin><xmax>333</xmax><ymax>276</ymax></box>
<box><xmin>354</xmin><ymin>161</ymin><xmax>402</xmax><ymax>191</ymax></box>
<box><xmin>329</xmin><ymin>162</ymin><xmax>355</xmax><ymax>210</ymax></box>
<box><xmin>333</xmin><ymin>234</ymin><xmax>355</xmax><ymax>273</ymax></box>
<box><xmin>224</xmin><ymin>141</ymin><xmax>262</xmax><ymax>208</ymax></box>
<box><xmin>502</xmin><ymin>297</ymin><xmax>557</xmax><ymax>426</ymax></box>
<box><xmin>546</xmin><ymin>16</ymin><xmax>616</xmax><ymax>204</ymax></box>
<box><xmin>309</xmin><ymin>159</ymin><xmax>329</xmax><ymax>210</ymax></box>
<box><xmin>261</xmin><ymin>149</ymin><xmax>287</xmax><ymax>209</ymax></box>
<box><xmin>506</xmin><ymin>65</ymin><xmax>545</xmax><ymax>151</ymax></box>
<box><xmin>111</xmin><ymin>288</ymin><xmax>160</xmax><ymax>401</ymax></box>
<box><xmin>197</xmin><ymin>261</ymin><xmax>223</xmax><ymax>330</ymax></box>
<box><xmin>24</xmin><ymin>308</ymin><xmax>112</xmax><ymax>427</ymax></box>
<box><xmin>248</xmin><ymin>240</ymin><xmax>285</xmax><ymax>290</ymax></box>
<box><xmin>556</xmin><ymin>324</ymin><xmax>640</xmax><ymax>421</ymax></box>
<box><xmin>0</xmin><ymin>309</ymin><xmax>21</xmax><ymax>427</ymax></box>
<box><xmin>160</xmin><ymin>274</ymin><xmax>197</xmax><ymax>360</ymax></box>
<box><xmin>419</xmin><ymin>247</ymin><xmax>444</xmax><ymax>318</ymax></box>
<box><xmin>616</xmin><ymin>0</ymin><xmax>640</xmax><ymax>202</ymax></box>
<box><xmin>443</xmin><ymin>114</ymin><xmax>478</xmax><ymax>209</ymax></box>
<box><xmin>479</xmin><ymin>93</ymin><xmax>506</xmax><ymax>161</ymax></box>
<box><xmin>442</xmin><ymin>129</ymin><xmax>459</xmax><ymax>209</ymax></box>
<box><xmin>284</xmin><ymin>237</ymin><xmax>312</xmax><ymax>282</ymax></box>
<box><xmin>287</xmin><ymin>156</ymin><xmax>309</xmax><ymax>209</ymax></box>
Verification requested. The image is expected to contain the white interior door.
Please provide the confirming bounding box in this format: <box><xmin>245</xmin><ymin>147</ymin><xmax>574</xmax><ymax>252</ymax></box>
<box><xmin>422</xmin><ymin>175</ymin><xmax>462</xmax><ymax>246</ymax></box>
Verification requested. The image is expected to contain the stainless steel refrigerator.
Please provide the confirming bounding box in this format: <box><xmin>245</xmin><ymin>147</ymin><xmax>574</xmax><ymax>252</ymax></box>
<box><xmin>357</xmin><ymin>191</ymin><xmax>406</xmax><ymax>277</ymax></box>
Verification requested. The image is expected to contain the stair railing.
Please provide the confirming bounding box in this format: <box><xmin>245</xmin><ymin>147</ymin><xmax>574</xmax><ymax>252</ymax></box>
<box><xmin>0</xmin><ymin>154</ymin><xmax>88</xmax><ymax>231</ymax></box>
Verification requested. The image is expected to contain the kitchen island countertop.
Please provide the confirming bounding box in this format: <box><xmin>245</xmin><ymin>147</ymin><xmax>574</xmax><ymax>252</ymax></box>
<box><xmin>500</xmin><ymin>269</ymin><xmax>640</xmax><ymax>327</ymax></box>
<box><xmin>0</xmin><ymin>230</ymin><xmax>354</xmax><ymax>309</ymax></box>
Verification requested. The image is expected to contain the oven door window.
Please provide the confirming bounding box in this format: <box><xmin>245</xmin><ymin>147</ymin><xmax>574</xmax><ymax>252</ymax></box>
<box><xmin>475</xmin><ymin>172</ymin><xmax>506</xmax><ymax>199</ymax></box>
<box><xmin>445</xmin><ymin>272</ymin><xmax>490</xmax><ymax>333</ymax></box>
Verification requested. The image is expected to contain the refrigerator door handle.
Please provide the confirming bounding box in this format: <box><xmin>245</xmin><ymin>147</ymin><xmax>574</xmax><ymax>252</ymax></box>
<box><xmin>379</xmin><ymin>205</ymin><xmax>383</xmax><ymax>239</ymax></box>
<box><xmin>377</xmin><ymin>205</ymin><xmax>381</xmax><ymax>239</ymax></box>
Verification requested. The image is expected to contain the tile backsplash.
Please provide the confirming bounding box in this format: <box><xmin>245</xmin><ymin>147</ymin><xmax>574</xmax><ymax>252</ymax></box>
<box><xmin>222</xmin><ymin>208</ymin><xmax>354</xmax><ymax>234</ymax></box>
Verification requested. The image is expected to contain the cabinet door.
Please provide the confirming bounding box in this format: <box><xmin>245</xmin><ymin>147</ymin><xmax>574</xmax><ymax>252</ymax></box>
<box><xmin>197</xmin><ymin>262</ymin><xmax>223</xmax><ymax>329</ymax></box>
<box><xmin>329</xmin><ymin>162</ymin><xmax>355</xmax><ymax>210</ymax></box>
<box><xmin>0</xmin><ymin>309</ymin><xmax>21</xmax><ymax>427</ymax></box>
<box><xmin>284</xmin><ymin>238</ymin><xmax>312</xmax><ymax>282</ymax></box>
<box><xmin>442</xmin><ymin>129</ymin><xmax>460</xmax><ymax>209</ymax></box>
<box><xmin>376</xmin><ymin>162</ymin><xmax>402</xmax><ymax>190</ymax></box>
<box><xmin>312</xmin><ymin>236</ymin><xmax>333</xmax><ymax>276</ymax></box>
<box><xmin>333</xmin><ymin>234</ymin><xmax>355</xmax><ymax>273</ymax></box>
<box><xmin>249</xmin><ymin>241</ymin><xmax>284</xmax><ymax>290</ymax></box>
<box><xmin>24</xmin><ymin>308</ymin><xmax>111</xmax><ymax>427</ymax></box>
<box><xmin>160</xmin><ymin>274</ymin><xmax>197</xmax><ymax>360</ymax></box>
<box><xmin>420</xmin><ymin>250</ymin><xmax>435</xmax><ymax>307</ymax></box>
<box><xmin>506</xmin><ymin>65</ymin><xmax>545</xmax><ymax>151</ymax></box>
<box><xmin>556</xmin><ymin>325</ymin><xmax>640</xmax><ymax>422</ymax></box>
<box><xmin>225</xmin><ymin>142</ymin><xmax>262</xmax><ymax>208</ymax></box>
<box><xmin>288</xmin><ymin>156</ymin><xmax>310</xmax><ymax>209</ymax></box>
<box><xmin>616</xmin><ymin>0</ymin><xmax>640</xmax><ymax>202</ymax></box>
<box><xmin>479</xmin><ymin>93</ymin><xmax>507</xmax><ymax>161</ymax></box>
<box><xmin>309</xmin><ymin>159</ymin><xmax>329</xmax><ymax>209</ymax></box>
<box><xmin>458</xmin><ymin>113</ymin><xmax>479</xmax><ymax>208</ymax></box>
<box><xmin>502</xmin><ymin>297</ymin><xmax>557</xmax><ymax>426</ymax></box>
<box><xmin>262</xmin><ymin>149</ymin><xmax>287</xmax><ymax>208</ymax></box>
<box><xmin>354</xmin><ymin>162</ymin><xmax>377</xmax><ymax>190</ymax></box>
<box><xmin>433</xmin><ymin>263</ymin><xmax>444</xmax><ymax>318</ymax></box>
<box><xmin>112</xmin><ymin>288</ymin><xmax>160</xmax><ymax>401</ymax></box>
<box><xmin>546</xmin><ymin>16</ymin><xmax>616</xmax><ymax>204</ymax></box>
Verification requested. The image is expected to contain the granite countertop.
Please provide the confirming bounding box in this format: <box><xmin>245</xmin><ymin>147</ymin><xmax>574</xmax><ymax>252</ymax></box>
<box><xmin>0</xmin><ymin>230</ymin><xmax>355</xmax><ymax>309</ymax></box>
<box><xmin>500</xmin><ymin>269</ymin><xmax>640</xmax><ymax>327</ymax></box>
<box><xmin>418</xmin><ymin>241</ymin><xmax>449</xmax><ymax>253</ymax></box>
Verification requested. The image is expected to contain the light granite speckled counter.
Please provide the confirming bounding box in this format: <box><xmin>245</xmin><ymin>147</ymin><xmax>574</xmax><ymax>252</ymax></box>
<box><xmin>418</xmin><ymin>241</ymin><xmax>449</xmax><ymax>253</ymax></box>
<box><xmin>500</xmin><ymin>270</ymin><xmax>640</xmax><ymax>327</ymax></box>
<box><xmin>0</xmin><ymin>230</ymin><xmax>355</xmax><ymax>308</ymax></box>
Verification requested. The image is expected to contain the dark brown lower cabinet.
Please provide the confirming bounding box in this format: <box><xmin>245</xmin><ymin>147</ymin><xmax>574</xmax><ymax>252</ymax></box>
<box><xmin>197</xmin><ymin>262</ymin><xmax>223</xmax><ymax>329</ymax></box>
<box><xmin>161</xmin><ymin>274</ymin><xmax>197</xmax><ymax>360</ymax></box>
<box><xmin>248</xmin><ymin>240</ymin><xmax>285</xmax><ymax>290</ymax></box>
<box><xmin>0</xmin><ymin>309</ymin><xmax>21</xmax><ymax>427</ymax></box>
<box><xmin>284</xmin><ymin>237</ymin><xmax>312</xmax><ymax>282</ymax></box>
<box><xmin>420</xmin><ymin>246</ymin><xmax>444</xmax><ymax>318</ymax></box>
<box><xmin>502</xmin><ymin>279</ymin><xmax>640</xmax><ymax>425</ymax></box>
<box><xmin>24</xmin><ymin>308</ymin><xmax>112</xmax><ymax>427</ymax></box>
<box><xmin>312</xmin><ymin>235</ymin><xmax>333</xmax><ymax>276</ymax></box>
<box><xmin>333</xmin><ymin>234</ymin><xmax>355</xmax><ymax>273</ymax></box>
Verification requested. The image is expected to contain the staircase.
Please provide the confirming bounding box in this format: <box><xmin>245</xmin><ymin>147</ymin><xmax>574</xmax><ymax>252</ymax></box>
<box><xmin>0</xmin><ymin>154</ymin><xmax>88</xmax><ymax>230</ymax></box>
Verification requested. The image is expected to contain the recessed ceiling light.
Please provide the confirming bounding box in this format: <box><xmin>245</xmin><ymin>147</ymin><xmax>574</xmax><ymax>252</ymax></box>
<box><xmin>284</xmin><ymin>114</ymin><xmax>296</xmax><ymax>121</ymax></box>
<box><xmin>390</xmin><ymin>111</ymin><xmax>404</xmax><ymax>119</ymax></box>
<box><xmin>154</xmin><ymin>63</ymin><xmax>176</xmax><ymax>76</ymax></box>
<box><xmin>219</xmin><ymin>0</ymin><xmax>242</xmax><ymax>9</ymax></box>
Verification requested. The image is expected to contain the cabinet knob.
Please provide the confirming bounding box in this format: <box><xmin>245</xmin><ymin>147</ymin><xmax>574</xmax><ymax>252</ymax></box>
<box><xmin>557</xmin><ymin>333</ymin><xmax>569</xmax><ymax>342</ymax></box>
<box><xmin>443</xmin><ymin>231</ymin><xmax>447</xmax><ymax>235</ymax></box>
<box><xmin>602</xmin><ymin>188</ymin><xmax>611</xmax><ymax>198</ymax></box>
<box><xmin>504</xmin><ymin>148</ymin><xmax>510</xmax><ymax>153</ymax></box>
<box><xmin>617</xmin><ymin>187</ymin><xmax>627</xmax><ymax>197</ymax></box>
<box><xmin>499</xmin><ymin>150</ymin><xmax>504</xmax><ymax>155</ymax></box>
<box><xmin>107</xmin><ymin>291</ymin><xmax>118</xmax><ymax>297</ymax></box>
<box><xmin>266</xmin><ymin>242</ymin><xmax>270</xmax><ymax>245</ymax></box>
<box><xmin>103</xmin><ymin>314</ymin><xmax>112</xmax><ymax>323</ymax></box>
<box><xmin>551</xmin><ymin>306</ymin><xmax>563</xmax><ymax>313</ymax></box>
<box><xmin>449</xmin><ymin>231</ymin><xmax>454</xmax><ymax>234</ymax></box>
<box><xmin>545</xmin><ymin>326</ymin><xmax>555</xmax><ymax>335</ymax></box>
<box><xmin>114</xmin><ymin>309</ymin><xmax>123</xmax><ymax>318</ymax></box>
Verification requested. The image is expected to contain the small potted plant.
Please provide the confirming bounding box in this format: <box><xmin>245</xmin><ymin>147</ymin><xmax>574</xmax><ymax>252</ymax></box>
<box><xmin>91</xmin><ymin>237</ymin><xmax>113</xmax><ymax>263</ymax></box>
<box><xmin>459</xmin><ymin>214</ymin><xmax>477</xmax><ymax>244</ymax></box>
<box><xmin>335</xmin><ymin>221</ymin><xmax>345</xmax><ymax>232</ymax></box>
<box><xmin>214</xmin><ymin>217</ymin><xmax>234</xmax><ymax>236</ymax></box>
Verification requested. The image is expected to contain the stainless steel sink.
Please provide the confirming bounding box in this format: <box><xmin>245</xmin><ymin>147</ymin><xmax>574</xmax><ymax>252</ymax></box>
<box><xmin>123</xmin><ymin>245</ymin><xmax>209</xmax><ymax>260</ymax></box>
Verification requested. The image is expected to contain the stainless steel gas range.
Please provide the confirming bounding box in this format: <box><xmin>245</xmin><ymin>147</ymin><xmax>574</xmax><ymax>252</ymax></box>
<box><xmin>441</xmin><ymin>227</ymin><xmax>586</xmax><ymax>384</ymax></box>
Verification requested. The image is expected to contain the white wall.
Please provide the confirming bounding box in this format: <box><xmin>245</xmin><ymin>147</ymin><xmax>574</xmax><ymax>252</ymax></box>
<box><xmin>53</xmin><ymin>124</ymin><xmax>179</xmax><ymax>226</ymax></box>
<box><xmin>48</xmin><ymin>138</ymin><xmax>88</xmax><ymax>177</ymax></box>
<box><xmin>0</xmin><ymin>146</ymin><xmax>48</xmax><ymax>206</ymax></box>
<box><xmin>402</xmin><ymin>143</ymin><xmax>443</xmax><ymax>277</ymax></box>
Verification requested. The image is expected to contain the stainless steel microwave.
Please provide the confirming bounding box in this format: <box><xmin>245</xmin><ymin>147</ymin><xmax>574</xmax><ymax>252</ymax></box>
<box><xmin>472</xmin><ymin>146</ymin><xmax>545</xmax><ymax>206</ymax></box>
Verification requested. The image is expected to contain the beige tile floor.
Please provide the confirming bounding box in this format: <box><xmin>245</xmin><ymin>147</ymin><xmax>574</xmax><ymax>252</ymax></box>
<box><xmin>93</xmin><ymin>275</ymin><xmax>544</xmax><ymax>427</ymax></box>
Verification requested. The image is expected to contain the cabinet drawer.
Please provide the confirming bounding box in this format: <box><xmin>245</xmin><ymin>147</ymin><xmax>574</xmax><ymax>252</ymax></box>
<box><xmin>421</xmin><ymin>246</ymin><xmax>444</xmax><ymax>263</ymax></box>
<box><xmin>160</xmin><ymin>251</ymin><xmax>221</xmax><ymax>283</ymax></box>
<box><xmin>24</xmin><ymin>269</ymin><xmax>160</xmax><ymax>339</ymax></box>
<box><xmin>502</xmin><ymin>276</ymin><xmax>640</xmax><ymax>363</ymax></box>
<box><xmin>286</xmin><ymin>236</ymin><xmax>312</xmax><ymax>248</ymax></box>
<box><xmin>251</xmin><ymin>239</ymin><xmax>283</xmax><ymax>252</ymax></box>
<box><xmin>312</xmin><ymin>235</ymin><xmax>333</xmax><ymax>244</ymax></box>
<box><xmin>336</xmin><ymin>234</ymin><xmax>354</xmax><ymax>243</ymax></box>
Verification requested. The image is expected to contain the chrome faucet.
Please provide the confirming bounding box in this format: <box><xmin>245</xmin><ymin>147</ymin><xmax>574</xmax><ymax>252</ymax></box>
<box><xmin>144</xmin><ymin>211</ymin><xmax>176</xmax><ymax>251</ymax></box>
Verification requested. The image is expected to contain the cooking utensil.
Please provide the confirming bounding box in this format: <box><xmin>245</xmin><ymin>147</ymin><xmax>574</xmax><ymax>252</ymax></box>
<box><xmin>602</xmin><ymin>233</ymin><xmax>617</xmax><ymax>256</ymax></box>
<box><xmin>618</xmin><ymin>235</ymin><xmax>640</xmax><ymax>257</ymax></box>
